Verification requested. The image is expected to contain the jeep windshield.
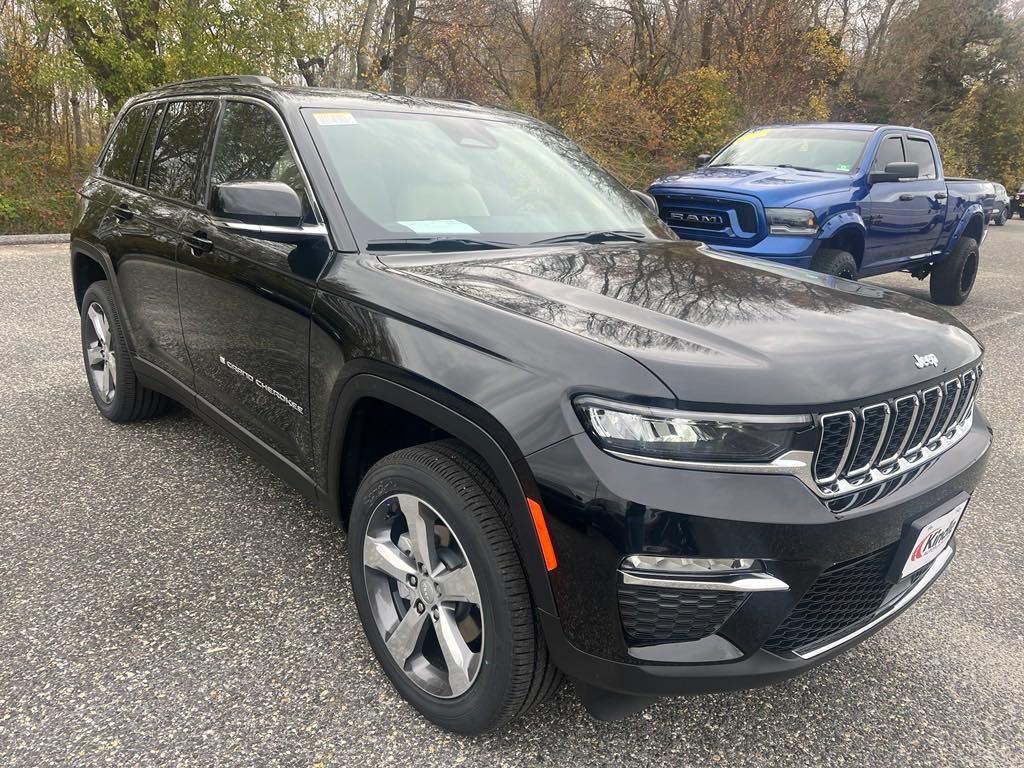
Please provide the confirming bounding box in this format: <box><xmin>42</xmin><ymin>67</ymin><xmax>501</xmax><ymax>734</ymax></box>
<box><xmin>709</xmin><ymin>127</ymin><xmax>871</xmax><ymax>174</ymax></box>
<box><xmin>302</xmin><ymin>107</ymin><xmax>670</xmax><ymax>250</ymax></box>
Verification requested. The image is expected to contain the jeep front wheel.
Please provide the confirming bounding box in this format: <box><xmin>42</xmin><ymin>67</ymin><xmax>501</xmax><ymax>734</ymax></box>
<box><xmin>348</xmin><ymin>441</ymin><xmax>560</xmax><ymax>734</ymax></box>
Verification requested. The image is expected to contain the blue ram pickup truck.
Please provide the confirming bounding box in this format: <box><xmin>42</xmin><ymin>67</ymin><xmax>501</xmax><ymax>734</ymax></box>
<box><xmin>648</xmin><ymin>124</ymin><xmax>989</xmax><ymax>304</ymax></box>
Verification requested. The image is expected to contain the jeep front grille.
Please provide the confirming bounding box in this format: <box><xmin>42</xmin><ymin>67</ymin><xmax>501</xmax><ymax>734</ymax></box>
<box><xmin>813</xmin><ymin>365</ymin><xmax>981</xmax><ymax>492</ymax></box>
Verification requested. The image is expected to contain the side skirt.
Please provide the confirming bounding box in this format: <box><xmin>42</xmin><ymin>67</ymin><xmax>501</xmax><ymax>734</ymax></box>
<box><xmin>133</xmin><ymin>356</ymin><xmax>324</xmax><ymax>506</ymax></box>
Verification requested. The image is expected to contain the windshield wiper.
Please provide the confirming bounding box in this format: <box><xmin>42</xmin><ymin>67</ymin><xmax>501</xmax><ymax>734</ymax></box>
<box><xmin>774</xmin><ymin>164</ymin><xmax>827</xmax><ymax>173</ymax></box>
<box><xmin>530</xmin><ymin>230</ymin><xmax>648</xmax><ymax>246</ymax></box>
<box><xmin>366</xmin><ymin>237</ymin><xmax>514</xmax><ymax>252</ymax></box>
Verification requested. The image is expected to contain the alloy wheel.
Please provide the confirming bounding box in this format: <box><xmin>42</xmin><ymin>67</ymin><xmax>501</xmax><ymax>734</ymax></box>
<box><xmin>84</xmin><ymin>302</ymin><xmax>117</xmax><ymax>402</ymax></box>
<box><xmin>362</xmin><ymin>493</ymin><xmax>484</xmax><ymax>698</ymax></box>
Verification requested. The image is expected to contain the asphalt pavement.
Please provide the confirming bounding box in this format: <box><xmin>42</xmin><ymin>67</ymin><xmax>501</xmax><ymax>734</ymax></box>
<box><xmin>1</xmin><ymin>226</ymin><xmax>1022</xmax><ymax>767</ymax></box>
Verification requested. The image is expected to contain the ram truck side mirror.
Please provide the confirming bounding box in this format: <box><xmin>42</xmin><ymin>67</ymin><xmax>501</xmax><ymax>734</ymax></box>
<box><xmin>868</xmin><ymin>161</ymin><xmax>920</xmax><ymax>185</ymax></box>
<box><xmin>631</xmin><ymin>189</ymin><xmax>659</xmax><ymax>214</ymax></box>
<box><xmin>696</xmin><ymin>153</ymin><xmax>712</xmax><ymax>167</ymax></box>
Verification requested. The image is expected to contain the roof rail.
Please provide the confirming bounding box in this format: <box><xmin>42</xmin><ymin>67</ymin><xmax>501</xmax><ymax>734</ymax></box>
<box><xmin>160</xmin><ymin>75</ymin><xmax>277</xmax><ymax>89</ymax></box>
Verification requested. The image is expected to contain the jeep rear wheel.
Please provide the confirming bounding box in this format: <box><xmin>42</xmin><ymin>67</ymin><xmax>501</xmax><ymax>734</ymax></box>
<box><xmin>80</xmin><ymin>281</ymin><xmax>170</xmax><ymax>421</ymax></box>
<box><xmin>930</xmin><ymin>236</ymin><xmax>978</xmax><ymax>305</ymax></box>
<box><xmin>348</xmin><ymin>441</ymin><xmax>560</xmax><ymax>733</ymax></box>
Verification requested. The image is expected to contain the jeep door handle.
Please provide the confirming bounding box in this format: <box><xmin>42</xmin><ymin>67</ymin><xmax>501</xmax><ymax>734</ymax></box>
<box><xmin>112</xmin><ymin>205</ymin><xmax>134</xmax><ymax>222</ymax></box>
<box><xmin>184</xmin><ymin>232</ymin><xmax>214</xmax><ymax>255</ymax></box>
<box><xmin>899</xmin><ymin>193</ymin><xmax>914</xmax><ymax>201</ymax></box>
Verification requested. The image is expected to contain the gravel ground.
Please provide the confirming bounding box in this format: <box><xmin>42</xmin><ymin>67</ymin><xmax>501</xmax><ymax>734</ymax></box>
<box><xmin>1</xmin><ymin>226</ymin><xmax>1022</xmax><ymax>767</ymax></box>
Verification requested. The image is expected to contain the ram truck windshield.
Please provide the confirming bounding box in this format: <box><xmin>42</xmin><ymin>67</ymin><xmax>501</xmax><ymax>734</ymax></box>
<box><xmin>709</xmin><ymin>127</ymin><xmax>871</xmax><ymax>174</ymax></box>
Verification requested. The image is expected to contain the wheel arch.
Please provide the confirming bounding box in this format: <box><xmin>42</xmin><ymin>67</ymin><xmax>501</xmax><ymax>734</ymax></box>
<box><xmin>817</xmin><ymin>214</ymin><xmax>866</xmax><ymax>267</ymax></box>
<box><xmin>71</xmin><ymin>241</ymin><xmax>112</xmax><ymax>309</ymax></box>
<box><xmin>323</xmin><ymin>371</ymin><xmax>558</xmax><ymax>615</ymax></box>
<box><xmin>944</xmin><ymin>205</ymin><xmax>986</xmax><ymax>259</ymax></box>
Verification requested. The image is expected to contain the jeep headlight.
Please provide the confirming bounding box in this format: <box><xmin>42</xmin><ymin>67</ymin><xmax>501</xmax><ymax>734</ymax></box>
<box><xmin>575</xmin><ymin>397</ymin><xmax>811</xmax><ymax>464</ymax></box>
<box><xmin>766</xmin><ymin>208</ymin><xmax>818</xmax><ymax>235</ymax></box>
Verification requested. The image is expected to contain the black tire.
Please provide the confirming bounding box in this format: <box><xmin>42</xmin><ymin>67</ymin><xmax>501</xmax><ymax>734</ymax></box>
<box><xmin>810</xmin><ymin>248</ymin><xmax>858</xmax><ymax>279</ymax></box>
<box><xmin>995</xmin><ymin>207</ymin><xmax>1007</xmax><ymax>226</ymax></box>
<box><xmin>349</xmin><ymin>440</ymin><xmax>560</xmax><ymax>734</ymax></box>
<box><xmin>80</xmin><ymin>280</ymin><xmax>170</xmax><ymax>421</ymax></box>
<box><xmin>929</xmin><ymin>236</ymin><xmax>979</xmax><ymax>305</ymax></box>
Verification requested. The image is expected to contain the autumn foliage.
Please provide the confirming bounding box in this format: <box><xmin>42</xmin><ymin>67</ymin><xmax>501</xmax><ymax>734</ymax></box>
<box><xmin>1</xmin><ymin>0</ymin><xmax>1023</xmax><ymax>233</ymax></box>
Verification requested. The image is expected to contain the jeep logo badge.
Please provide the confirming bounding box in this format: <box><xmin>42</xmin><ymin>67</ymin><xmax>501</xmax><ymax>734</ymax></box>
<box><xmin>913</xmin><ymin>353</ymin><xmax>939</xmax><ymax>369</ymax></box>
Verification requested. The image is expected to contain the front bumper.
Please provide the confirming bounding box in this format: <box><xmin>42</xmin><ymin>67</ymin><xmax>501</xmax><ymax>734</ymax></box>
<box><xmin>526</xmin><ymin>411</ymin><xmax>991</xmax><ymax>698</ymax></box>
<box><xmin>670</xmin><ymin>230</ymin><xmax>822</xmax><ymax>269</ymax></box>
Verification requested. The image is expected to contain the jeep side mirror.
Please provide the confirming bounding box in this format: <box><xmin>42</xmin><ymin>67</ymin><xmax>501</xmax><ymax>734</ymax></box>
<box><xmin>868</xmin><ymin>161</ymin><xmax>920</xmax><ymax>185</ymax></box>
<box><xmin>213</xmin><ymin>181</ymin><xmax>303</xmax><ymax>227</ymax></box>
<box><xmin>696</xmin><ymin>153</ymin><xmax>712</xmax><ymax>167</ymax></box>
<box><xmin>631</xmin><ymin>189</ymin><xmax>658</xmax><ymax>214</ymax></box>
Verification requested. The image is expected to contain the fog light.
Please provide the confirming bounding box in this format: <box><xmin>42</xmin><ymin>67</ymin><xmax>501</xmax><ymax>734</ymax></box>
<box><xmin>622</xmin><ymin>555</ymin><xmax>757</xmax><ymax>573</ymax></box>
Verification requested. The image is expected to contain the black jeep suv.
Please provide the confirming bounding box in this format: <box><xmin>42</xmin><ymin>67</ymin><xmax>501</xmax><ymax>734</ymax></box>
<box><xmin>71</xmin><ymin>76</ymin><xmax>991</xmax><ymax>733</ymax></box>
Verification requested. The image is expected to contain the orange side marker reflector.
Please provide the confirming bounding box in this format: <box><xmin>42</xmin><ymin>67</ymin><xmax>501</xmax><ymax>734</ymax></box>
<box><xmin>527</xmin><ymin>498</ymin><xmax>558</xmax><ymax>571</ymax></box>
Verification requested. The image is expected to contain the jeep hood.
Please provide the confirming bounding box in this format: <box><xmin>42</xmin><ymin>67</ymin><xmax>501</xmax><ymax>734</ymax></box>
<box><xmin>649</xmin><ymin>165</ymin><xmax>850</xmax><ymax>203</ymax></box>
<box><xmin>385</xmin><ymin>241</ymin><xmax>981</xmax><ymax>408</ymax></box>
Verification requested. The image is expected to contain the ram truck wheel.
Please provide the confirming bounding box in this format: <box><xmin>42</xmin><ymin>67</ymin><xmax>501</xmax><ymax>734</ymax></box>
<box><xmin>810</xmin><ymin>248</ymin><xmax>858</xmax><ymax>280</ymax></box>
<box><xmin>80</xmin><ymin>280</ymin><xmax>170</xmax><ymax>421</ymax></box>
<box><xmin>930</xmin><ymin>236</ymin><xmax>979</xmax><ymax>305</ymax></box>
<box><xmin>348</xmin><ymin>440</ymin><xmax>561</xmax><ymax>734</ymax></box>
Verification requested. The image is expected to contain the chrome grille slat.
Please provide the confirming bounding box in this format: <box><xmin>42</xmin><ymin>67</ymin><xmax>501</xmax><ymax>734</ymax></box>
<box><xmin>905</xmin><ymin>386</ymin><xmax>942</xmax><ymax>456</ymax></box>
<box><xmin>813</xmin><ymin>412</ymin><xmax>856</xmax><ymax>484</ymax></box>
<box><xmin>929</xmin><ymin>378</ymin><xmax>961</xmax><ymax>444</ymax></box>
<box><xmin>951</xmin><ymin>369</ymin><xmax>977</xmax><ymax>431</ymax></box>
<box><xmin>877</xmin><ymin>394</ymin><xmax>918</xmax><ymax>466</ymax></box>
<box><xmin>814</xmin><ymin>365</ymin><xmax>981</xmax><ymax>502</ymax></box>
<box><xmin>846</xmin><ymin>403</ymin><xmax>890</xmax><ymax>477</ymax></box>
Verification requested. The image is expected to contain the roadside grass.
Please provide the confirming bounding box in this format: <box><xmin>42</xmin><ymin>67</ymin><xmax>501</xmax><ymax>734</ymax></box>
<box><xmin>0</xmin><ymin>139</ymin><xmax>94</xmax><ymax>235</ymax></box>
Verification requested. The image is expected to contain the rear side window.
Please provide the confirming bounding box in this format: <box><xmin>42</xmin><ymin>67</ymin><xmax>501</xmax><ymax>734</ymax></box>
<box><xmin>905</xmin><ymin>138</ymin><xmax>937</xmax><ymax>179</ymax></box>
<box><xmin>148</xmin><ymin>100</ymin><xmax>216</xmax><ymax>202</ymax></box>
<box><xmin>101</xmin><ymin>104</ymin><xmax>152</xmax><ymax>182</ymax></box>
<box><xmin>133</xmin><ymin>103</ymin><xmax>165</xmax><ymax>187</ymax></box>
<box><xmin>871</xmin><ymin>135</ymin><xmax>904</xmax><ymax>172</ymax></box>
<box><xmin>210</xmin><ymin>101</ymin><xmax>310</xmax><ymax>217</ymax></box>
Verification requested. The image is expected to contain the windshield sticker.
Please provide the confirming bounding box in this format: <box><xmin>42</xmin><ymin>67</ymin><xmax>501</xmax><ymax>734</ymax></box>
<box><xmin>837</xmin><ymin>163</ymin><xmax>851</xmax><ymax>171</ymax></box>
<box><xmin>734</xmin><ymin>128</ymin><xmax>770</xmax><ymax>144</ymax></box>
<box><xmin>312</xmin><ymin>111</ymin><xmax>357</xmax><ymax>126</ymax></box>
<box><xmin>397</xmin><ymin>219</ymin><xmax>479</xmax><ymax>234</ymax></box>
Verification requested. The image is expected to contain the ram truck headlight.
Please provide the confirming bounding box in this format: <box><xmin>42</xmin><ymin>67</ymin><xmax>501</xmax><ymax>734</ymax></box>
<box><xmin>575</xmin><ymin>397</ymin><xmax>811</xmax><ymax>464</ymax></box>
<box><xmin>766</xmin><ymin>208</ymin><xmax>818</xmax><ymax>235</ymax></box>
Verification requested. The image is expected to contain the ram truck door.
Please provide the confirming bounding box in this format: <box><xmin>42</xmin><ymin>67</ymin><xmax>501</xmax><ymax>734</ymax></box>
<box><xmin>863</xmin><ymin>134</ymin><xmax>946</xmax><ymax>273</ymax></box>
<box><xmin>176</xmin><ymin>99</ymin><xmax>329</xmax><ymax>473</ymax></box>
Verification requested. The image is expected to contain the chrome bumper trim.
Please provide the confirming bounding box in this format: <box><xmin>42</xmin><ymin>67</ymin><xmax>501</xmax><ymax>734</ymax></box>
<box><xmin>619</xmin><ymin>571</ymin><xmax>790</xmax><ymax>593</ymax></box>
<box><xmin>793</xmin><ymin>544</ymin><xmax>954</xmax><ymax>660</ymax></box>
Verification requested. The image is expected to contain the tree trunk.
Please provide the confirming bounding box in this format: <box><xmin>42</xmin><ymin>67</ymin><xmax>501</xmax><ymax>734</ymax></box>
<box><xmin>390</xmin><ymin>0</ymin><xmax>416</xmax><ymax>95</ymax></box>
<box><xmin>699</xmin><ymin>2</ymin><xmax>713</xmax><ymax>67</ymax></box>
<box><xmin>356</xmin><ymin>0</ymin><xmax>381</xmax><ymax>87</ymax></box>
<box><xmin>70</xmin><ymin>93</ymin><xmax>84</xmax><ymax>153</ymax></box>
